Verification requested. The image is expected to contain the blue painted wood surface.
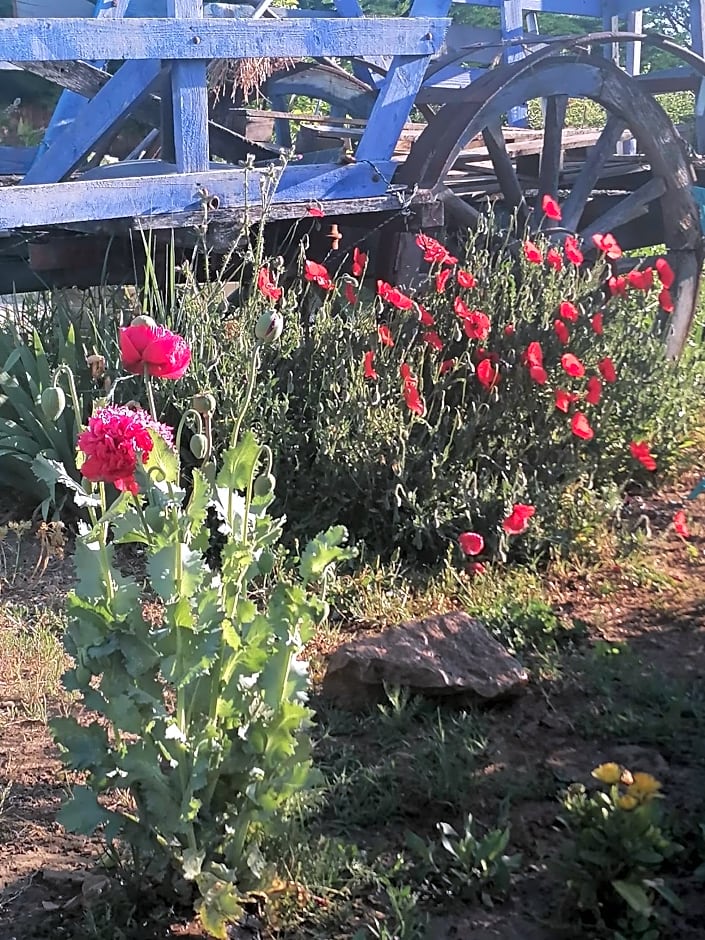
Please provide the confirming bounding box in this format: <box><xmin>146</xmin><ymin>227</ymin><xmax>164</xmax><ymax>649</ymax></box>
<box><xmin>0</xmin><ymin>146</ymin><xmax>37</xmax><ymax>175</ymax></box>
<box><xmin>0</xmin><ymin>18</ymin><xmax>448</xmax><ymax>60</ymax></box>
<box><xmin>0</xmin><ymin>160</ymin><xmax>397</xmax><ymax>229</ymax></box>
<box><xmin>168</xmin><ymin>0</ymin><xmax>209</xmax><ymax>173</ymax></box>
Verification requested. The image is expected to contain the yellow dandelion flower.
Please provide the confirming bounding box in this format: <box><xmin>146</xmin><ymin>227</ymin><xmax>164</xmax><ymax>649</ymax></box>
<box><xmin>628</xmin><ymin>772</ymin><xmax>662</xmax><ymax>800</ymax></box>
<box><xmin>617</xmin><ymin>794</ymin><xmax>639</xmax><ymax>811</ymax></box>
<box><xmin>592</xmin><ymin>762</ymin><xmax>622</xmax><ymax>785</ymax></box>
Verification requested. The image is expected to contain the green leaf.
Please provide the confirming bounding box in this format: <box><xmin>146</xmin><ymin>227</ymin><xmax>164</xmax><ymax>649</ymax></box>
<box><xmin>32</xmin><ymin>455</ymin><xmax>100</xmax><ymax>508</ymax></box>
<box><xmin>57</xmin><ymin>786</ymin><xmax>121</xmax><ymax>837</ymax></box>
<box><xmin>217</xmin><ymin>431</ymin><xmax>260</xmax><ymax>492</ymax></box>
<box><xmin>51</xmin><ymin>717</ymin><xmax>109</xmax><ymax>771</ymax></box>
<box><xmin>143</xmin><ymin>430</ymin><xmax>179</xmax><ymax>485</ymax></box>
<box><xmin>645</xmin><ymin>879</ymin><xmax>683</xmax><ymax>912</ymax></box>
<box><xmin>182</xmin><ymin>848</ymin><xmax>206</xmax><ymax>881</ymax></box>
<box><xmin>74</xmin><ymin>539</ymin><xmax>114</xmax><ymax>600</ymax></box>
<box><xmin>299</xmin><ymin>525</ymin><xmax>354</xmax><ymax>585</ymax></box>
<box><xmin>612</xmin><ymin>880</ymin><xmax>653</xmax><ymax>916</ymax></box>
<box><xmin>148</xmin><ymin>544</ymin><xmax>206</xmax><ymax>602</ymax></box>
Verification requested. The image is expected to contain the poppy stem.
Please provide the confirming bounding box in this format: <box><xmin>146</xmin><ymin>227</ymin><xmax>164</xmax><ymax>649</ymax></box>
<box><xmin>143</xmin><ymin>368</ymin><xmax>158</xmax><ymax>422</ymax></box>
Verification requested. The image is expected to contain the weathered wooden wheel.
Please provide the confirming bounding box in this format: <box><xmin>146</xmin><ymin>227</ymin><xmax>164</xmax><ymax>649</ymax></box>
<box><xmin>394</xmin><ymin>49</ymin><xmax>704</xmax><ymax>358</ymax></box>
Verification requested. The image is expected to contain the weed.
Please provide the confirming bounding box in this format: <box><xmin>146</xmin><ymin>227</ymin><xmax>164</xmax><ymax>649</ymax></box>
<box><xmin>0</xmin><ymin>603</ymin><xmax>67</xmax><ymax>721</ymax></box>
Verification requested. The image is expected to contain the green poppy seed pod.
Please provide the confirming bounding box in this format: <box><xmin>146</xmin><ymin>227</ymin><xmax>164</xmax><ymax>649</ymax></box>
<box><xmin>255</xmin><ymin>310</ymin><xmax>284</xmax><ymax>344</ymax></box>
<box><xmin>253</xmin><ymin>473</ymin><xmax>276</xmax><ymax>498</ymax></box>
<box><xmin>40</xmin><ymin>386</ymin><xmax>66</xmax><ymax>421</ymax></box>
<box><xmin>190</xmin><ymin>433</ymin><xmax>210</xmax><ymax>460</ymax></box>
<box><xmin>130</xmin><ymin>314</ymin><xmax>157</xmax><ymax>329</ymax></box>
<box><xmin>191</xmin><ymin>393</ymin><xmax>216</xmax><ymax>415</ymax></box>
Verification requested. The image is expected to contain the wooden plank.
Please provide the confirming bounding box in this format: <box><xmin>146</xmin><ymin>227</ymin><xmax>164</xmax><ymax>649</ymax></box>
<box><xmin>580</xmin><ymin>177</ymin><xmax>667</xmax><ymax>241</ymax></box>
<box><xmin>22</xmin><ymin>59</ymin><xmax>164</xmax><ymax>184</ymax></box>
<box><xmin>449</xmin><ymin>0</ymin><xmax>602</xmax><ymax>13</ymax></box>
<box><xmin>537</xmin><ymin>94</ymin><xmax>567</xmax><ymax>207</ymax></box>
<box><xmin>481</xmin><ymin>120</ymin><xmax>526</xmax><ymax>217</ymax></box>
<box><xmin>167</xmin><ymin>0</ymin><xmax>209</xmax><ymax>173</ymax></box>
<box><xmin>0</xmin><ymin>146</ymin><xmax>37</xmax><ymax>175</ymax></box>
<box><xmin>560</xmin><ymin>116</ymin><xmax>627</xmax><ymax>232</ymax></box>
<box><xmin>0</xmin><ymin>160</ymin><xmax>398</xmax><ymax>229</ymax></box>
<box><xmin>13</xmin><ymin>0</ymin><xmax>94</xmax><ymax>14</ymax></box>
<box><xmin>0</xmin><ymin>18</ymin><xmax>449</xmax><ymax>61</ymax></box>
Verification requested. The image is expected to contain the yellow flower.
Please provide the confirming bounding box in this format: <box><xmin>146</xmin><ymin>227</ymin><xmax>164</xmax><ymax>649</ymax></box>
<box><xmin>628</xmin><ymin>772</ymin><xmax>662</xmax><ymax>801</ymax></box>
<box><xmin>592</xmin><ymin>763</ymin><xmax>622</xmax><ymax>785</ymax></box>
<box><xmin>617</xmin><ymin>794</ymin><xmax>639</xmax><ymax>811</ymax></box>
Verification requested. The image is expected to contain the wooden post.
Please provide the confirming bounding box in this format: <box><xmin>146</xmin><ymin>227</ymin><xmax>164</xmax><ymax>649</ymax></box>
<box><xmin>501</xmin><ymin>0</ymin><xmax>527</xmax><ymax>128</ymax></box>
<box><xmin>167</xmin><ymin>0</ymin><xmax>210</xmax><ymax>173</ymax></box>
<box><xmin>691</xmin><ymin>0</ymin><xmax>705</xmax><ymax>152</ymax></box>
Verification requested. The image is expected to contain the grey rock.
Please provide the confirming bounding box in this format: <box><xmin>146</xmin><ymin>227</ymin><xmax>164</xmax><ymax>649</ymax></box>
<box><xmin>322</xmin><ymin>611</ymin><xmax>529</xmax><ymax>709</ymax></box>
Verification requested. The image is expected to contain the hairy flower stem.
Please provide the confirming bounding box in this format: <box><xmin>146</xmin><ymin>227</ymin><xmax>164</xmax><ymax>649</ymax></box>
<box><xmin>52</xmin><ymin>364</ymin><xmax>83</xmax><ymax>436</ymax></box>
<box><xmin>143</xmin><ymin>368</ymin><xmax>158</xmax><ymax>422</ymax></box>
<box><xmin>227</xmin><ymin>346</ymin><xmax>260</xmax><ymax>531</ymax></box>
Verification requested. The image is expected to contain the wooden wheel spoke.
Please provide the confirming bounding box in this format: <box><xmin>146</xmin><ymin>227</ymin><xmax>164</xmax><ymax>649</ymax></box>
<box><xmin>561</xmin><ymin>116</ymin><xmax>626</xmax><ymax>232</ymax></box>
<box><xmin>482</xmin><ymin>121</ymin><xmax>528</xmax><ymax>220</ymax></box>
<box><xmin>537</xmin><ymin>94</ymin><xmax>568</xmax><ymax>215</ymax></box>
<box><xmin>580</xmin><ymin>176</ymin><xmax>666</xmax><ymax>242</ymax></box>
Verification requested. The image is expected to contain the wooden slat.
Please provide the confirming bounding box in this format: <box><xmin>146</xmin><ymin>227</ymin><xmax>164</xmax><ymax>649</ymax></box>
<box><xmin>0</xmin><ymin>146</ymin><xmax>37</xmax><ymax>175</ymax></box>
<box><xmin>168</xmin><ymin>0</ymin><xmax>209</xmax><ymax>173</ymax></box>
<box><xmin>481</xmin><ymin>120</ymin><xmax>526</xmax><ymax>217</ymax></box>
<box><xmin>0</xmin><ymin>18</ymin><xmax>448</xmax><ymax>61</ymax></box>
<box><xmin>580</xmin><ymin>176</ymin><xmax>667</xmax><ymax>240</ymax></box>
<box><xmin>537</xmin><ymin>94</ymin><xmax>567</xmax><ymax>206</ymax></box>
<box><xmin>560</xmin><ymin>116</ymin><xmax>627</xmax><ymax>231</ymax></box>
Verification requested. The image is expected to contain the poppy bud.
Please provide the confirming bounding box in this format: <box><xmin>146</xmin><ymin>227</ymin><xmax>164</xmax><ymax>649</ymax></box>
<box><xmin>40</xmin><ymin>386</ymin><xmax>66</xmax><ymax>420</ymax></box>
<box><xmin>191</xmin><ymin>393</ymin><xmax>216</xmax><ymax>415</ymax></box>
<box><xmin>190</xmin><ymin>433</ymin><xmax>210</xmax><ymax>460</ymax></box>
<box><xmin>130</xmin><ymin>314</ymin><xmax>157</xmax><ymax>329</ymax></box>
<box><xmin>253</xmin><ymin>473</ymin><xmax>276</xmax><ymax>497</ymax></box>
<box><xmin>255</xmin><ymin>311</ymin><xmax>284</xmax><ymax>344</ymax></box>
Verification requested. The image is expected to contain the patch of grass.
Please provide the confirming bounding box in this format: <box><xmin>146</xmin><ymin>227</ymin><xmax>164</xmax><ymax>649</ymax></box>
<box><xmin>0</xmin><ymin>603</ymin><xmax>67</xmax><ymax>722</ymax></box>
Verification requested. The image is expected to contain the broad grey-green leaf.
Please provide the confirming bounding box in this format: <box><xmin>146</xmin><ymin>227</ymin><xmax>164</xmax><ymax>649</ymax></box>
<box><xmin>612</xmin><ymin>880</ymin><xmax>653</xmax><ymax>915</ymax></box>
<box><xmin>57</xmin><ymin>786</ymin><xmax>120</xmax><ymax>836</ymax></box>
<box><xmin>32</xmin><ymin>455</ymin><xmax>101</xmax><ymax>508</ymax></box>
<box><xmin>148</xmin><ymin>544</ymin><xmax>206</xmax><ymax>601</ymax></box>
<box><xmin>51</xmin><ymin>717</ymin><xmax>109</xmax><ymax>771</ymax></box>
<box><xmin>299</xmin><ymin>525</ymin><xmax>354</xmax><ymax>585</ymax></box>
<box><xmin>143</xmin><ymin>430</ymin><xmax>179</xmax><ymax>485</ymax></box>
<box><xmin>216</xmin><ymin>431</ymin><xmax>260</xmax><ymax>492</ymax></box>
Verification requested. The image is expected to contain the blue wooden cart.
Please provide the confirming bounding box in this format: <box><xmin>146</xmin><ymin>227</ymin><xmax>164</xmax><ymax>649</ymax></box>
<box><xmin>1</xmin><ymin>0</ymin><xmax>705</xmax><ymax>355</ymax></box>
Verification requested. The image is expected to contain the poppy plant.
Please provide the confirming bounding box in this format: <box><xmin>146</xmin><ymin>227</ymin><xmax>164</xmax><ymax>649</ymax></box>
<box><xmin>306</xmin><ymin>205</ymin><xmax>325</xmax><ymax>218</ymax></box>
<box><xmin>344</xmin><ymin>283</ymin><xmax>358</xmax><ymax>305</ymax></box>
<box><xmin>608</xmin><ymin>275</ymin><xmax>628</xmax><ymax>297</ymax></box>
<box><xmin>503</xmin><ymin>324</ymin><xmax>516</xmax><ymax>336</ymax></box>
<box><xmin>659</xmin><ymin>288</ymin><xmax>674</xmax><ymax>313</ymax></box>
<box><xmin>120</xmin><ymin>320</ymin><xmax>191</xmax><ymax>380</ymax></box>
<box><xmin>467</xmin><ymin>561</ymin><xmax>487</xmax><ymax>576</ymax></box>
<box><xmin>564</xmin><ymin>235</ymin><xmax>584</xmax><ymax>265</ymax></box>
<box><xmin>436</xmin><ymin>268</ymin><xmax>451</xmax><ymax>293</ymax></box>
<box><xmin>423</xmin><ymin>331</ymin><xmax>444</xmax><ymax>351</ymax></box>
<box><xmin>559</xmin><ymin>301</ymin><xmax>579</xmax><ymax>322</ymax></box>
<box><xmin>523</xmin><ymin>240</ymin><xmax>543</xmax><ymax>264</ymax></box>
<box><xmin>476</xmin><ymin>357</ymin><xmax>500</xmax><ymax>390</ymax></box>
<box><xmin>462</xmin><ymin>310</ymin><xmax>491</xmax><ymax>342</ymax></box>
<box><xmin>352</xmin><ymin>246</ymin><xmax>368</xmax><ymax>278</ymax></box>
<box><xmin>598</xmin><ymin>357</ymin><xmax>617</xmax><ymax>383</ymax></box>
<box><xmin>503</xmin><ymin>503</ymin><xmax>535</xmax><ymax>535</ymax></box>
<box><xmin>541</xmin><ymin>194</ymin><xmax>562</xmax><ymax>221</ymax></box>
<box><xmin>592</xmin><ymin>232</ymin><xmax>622</xmax><ymax>260</ymax></box>
<box><xmin>378</xmin><ymin>324</ymin><xmax>394</xmax><ymax>348</ymax></box>
<box><xmin>555</xmin><ymin>389</ymin><xmax>579</xmax><ymax>413</ymax></box>
<box><xmin>561</xmin><ymin>353</ymin><xmax>585</xmax><ymax>378</ymax></box>
<box><xmin>458</xmin><ymin>531</ymin><xmax>485</xmax><ymax>556</ymax></box>
<box><xmin>585</xmin><ymin>375</ymin><xmax>602</xmax><ymax>405</ymax></box>
<box><xmin>673</xmin><ymin>510</ymin><xmax>689</xmax><ymax>539</ymax></box>
<box><xmin>630</xmin><ymin>440</ymin><xmax>656</xmax><ymax>471</ymax></box>
<box><xmin>546</xmin><ymin>247</ymin><xmax>563</xmax><ymax>271</ymax></box>
<box><xmin>377</xmin><ymin>280</ymin><xmax>414</xmax><ymax>310</ymax></box>
<box><xmin>571</xmin><ymin>411</ymin><xmax>594</xmax><ymax>441</ymax></box>
<box><xmin>257</xmin><ymin>266</ymin><xmax>283</xmax><ymax>303</ymax></box>
<box><xmin>439</xmin><ymin>358</ymin><xmax>456</xmax><ymax>375</ymax></box>
<box><xmin>304</xmin><ymin>259</ymin><xmax>334</xmax><ymax>290</ymax></box>
<box><xmin>591</xmin><ymin>312</ymin><xmax>604</xmax><ymax>336</ymax></box>
<box><xmin>400</xmin><ymin>363</ymin><xmax>425</xmax><ymax>416</ymax></box>
<box><xmin>417</xmin><ymin>304</ymin><xmax>435</xmax><ymax>327</ymax></box>
<box><xmin>655</xmin><ymin>257</ymin><xmax>675</xmax><ymax>289</ymax></box>
<box><xmin>523</xmin><ymin>341</ymin><xmax>544</xmax><ymax>368</ymax></box>
<box><xmin>363</xmin><ymin>350</ymin><xmax>377</xmax><ymax>380</ymax></box>
<box><xmin>457</xmin><ymin>269</ymin><xmax>476</xmax><ymax>288</ymax></box>
<box><xmin>627</xmin><ymin>267</ymin><xmax>654</xmax><ymax>291</ymax></box>
<box><xmin>416</xmin><ymin>233</ymin><xmax>458</xmax><ymax>266</ymax></box>
<box><xmin>553</xmin><ymin>319</ymin><xmax>570</xmax><ymax>345</ymax></box>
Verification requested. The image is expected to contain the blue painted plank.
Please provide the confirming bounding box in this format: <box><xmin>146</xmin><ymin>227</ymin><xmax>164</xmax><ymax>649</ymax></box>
<box><xmin>168</xmin><ymin>0</ymin><xmax>209</xmax><ymax>173</ymax></box>
<box><xmin>0</xmin><ymin>18</ymin><xmax>448</xmax><ymax>61</ymax></box>
<box><xmin>500</xmin><ymin>0</ymin><xmax>527</xmax><ymax>128</ymax></box>
<box><xmin>449</xmin><ymin>0</ymin><xmax>602</xmax><ymax>13</ymax></box>
<box><xmin>22</xmin><ymin>59</ymin><xmax>163</xmax><ymax>184</ymax></box>
<box><xmin>0</xmin><ymin>146</ymin><xmax>37</xmax><ymax>175</ymax></box>
<box><xmin>0</xmin><ymin>161</ymin><xmax>397</xmax><ymax>229</ymax></box>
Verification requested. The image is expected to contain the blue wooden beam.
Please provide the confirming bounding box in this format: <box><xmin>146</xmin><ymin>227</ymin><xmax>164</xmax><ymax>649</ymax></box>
<box><xmin>0</xmin><ymin>18</ymin><xmax>448</xmax><ymax>61</ymax></box>
<box><xmin>0</xmin><ymin>146</ymin><xmax>37</xmax><ymax>175</ymax></box>
<box><xmin>22</xmin><ymin>59</ymin><xmax>163</xmax><ymax>184</ymax></box>
<box><xmin>0</xmin><ymin>161</ymin><xmax>398</xmax><ymax>229</ymax></box>
<box><xmin>168</xmin><ymin>0</ymin><xmax>209</xmax><ymax>173</ymax></box>
<box><xmin>450</xmin><ymin>0</ymin><xmax>603</xmax><ymax>13</ymax></box>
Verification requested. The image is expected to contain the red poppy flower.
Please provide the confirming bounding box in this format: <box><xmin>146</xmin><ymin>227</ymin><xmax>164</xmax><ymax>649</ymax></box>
<box><xmin>378</xmin><ymin>324</ymin><xmax>394</xmax><ymax>348</ymax></box>
<box><xmin>659</xmin><ymin>288</ymin><xmax>674</xmax><ymax>313</ymax></box>
<box><xmin>529</xmin><ymin>365</ymin><xmax>548</xmax><ymax>385</ymax></box>
<box><xmin>598</xmin><ymin>357</ymin><xmax>617</xmax><ymax>383</ymax></box>
<box><xmin>555</xmin><ymin>389</ymin><xmax>579</xmax><ymax>413</ymax></box>
<box><xmin>571</xmin><ymin>411</ymin><xmax>594</xmax><ymax>441</ymax></box>
<box><xmin>458</xmin><ymin>531</ymin><xmax>485</xmax><ymax>556</ymax></box>
<box><xmin>673</xmin><ymin>510</ymin><xmax>689</xmax><ymax>539</ymax></box>
<box><xmin>585</xmin><ymin>375</ymin><xmax>602</xmax><ymax>405</ymax></box>
<box><xmin>546</xmin><ymin>247</ymin><xmax>563</xmax><ymax>272</ymax></box>
<box><xmin>523</xmin><ymin>241</ymin><xmax>543</xmax><ymax>264</ymax></box>
<box><xmin>553</xmin><ymin>319</ymin><xmax>570</xmax><ymax>345</ymax></box>
<box><xmin>415</xmin><ymin>233</ymin><xmax>457</xmax><ymax>266</ymax></box>
<box><xmin>257</xmin><ymin>266</ymin><xmax>283</xmax><ymax>303</ymax></box>
<box><xmin>477</xmin><ymin>357</ymin><xmax>501</xmax><ymax>390</ymax></box>
<box><xmin>564</xmin><ymin>236</ymin><xmax>584</xmax><ymax>265</ymax></box>
<box><xmin>305</xmin><ymin>259</ymin><xmax>334</xmax><ymax>290</ymax></box>
<box><xmin>630</xmin><ymin>440</ymin><xmax>656</xmax><ymax>471</ymax></box>
<box><xmin>655</xmin><ymin>257</ymin><xmax>675</xmax><ymax>289</ymax></box>
<box><xmin>608</xmin><ymin>275</ymin><xmax>628</xmax><ymax>297</ymax></box>
<box><xmin>377</xmin><ymin>280</ymin><xmax>414</xmax><ymax>310</ymax></box>
<box><xmin>591</xmin><ymin>312</ymin><xmax>604</xmax><ymax>335</ymax></box>
<box><xmin>352</xmin><ymin>246</ymin><xmax>368</xmax><ymax>278</ymax></box>
<box><xmin>417</xmin><ymin>304</ymin><xmax>435</xmax><ymax>327</ymax></box>
<box><xmin>423</xmin><ymin>331</ymin><xmax>444</xmax><ymax>352</ymax></box>
<box><xmin>453</xmin><ymin>296</ymin><xmax>469</xmax><ymax>318</ymax></box>
<box><xmin>592</xmin><ymin>232</ymin><xmax>622</xmax><ymax>260</ymax></box>
<box><xmin>120</xmin><ymin>322</ymin><xmax>191</xmax><ymax>380</ymax></box>
<box><xmin>467</xmin><ymin>561</ymin><xmax>487</xmax><ymax>576</ymax></box>
<box><xmin>401</xmin><ymin>364</ymin><xmax>425</xmax><ymax>415</ymax></box>
<box><xmin>559</xmin><ymin>301</ymin><xmax>579</xmax><ymax>322</ymax></box>
<box><xmin>307</xmin><ymin>205</ymin><xmax>325</xmax><ymax>218</ymax></box>
<box><xmin>400</xmin><ymin>363</ymin><xmax>413</xmax><ymax>383</ymax></box>
<box><xmin>523</xmin><ymin>341</ymin><xmax>544</xmax><ymax>369</ymax></box>
<box><xmin>344</xmin><ymin>283</ymin><xmax>357</xmax><ymax>304</ymax></box>
<box><xmin>504</xmin><ymin>324</ymin><xmax>516</xmax><ymax>336</ymax></box>
<box><xmin>561</xmin><ymin>353</ymin><xmax>585</xmax><ymax>378</ymax></box>
<box><xmin>457</xmin><ymin>269</ymin><xmax>476</xmax><ymax>289</ymax></box>
<box><xmin>436</xmin><ymin>268</ymin><xmax>451</xmax><ymax>293</ymax></box>
<box><xmin>462</xmin><ymin>310</ymin><xmax>491</xmax><ymax>342</ymax></box>
<box><xmin>439</xmin><ymin>358</ymin><xmax>456</xmax><ymax>375</ymax></box>
<box><xmin>503</xmin><ymin>503</ymin><xmax>535</xmax><ymax>535</ymax></box>
<box><xmin>627</xmin><ymin>267</ymin><xmax>654</xmax><ymax>291</ymax></box>
<box><xmin>541</xmin><ymin>194</ymin><xmax>562</xmax><ymax>221</ymax></box>
<box><xmin>363</xmin><ymin>350</ymin><xmax>377</xmax><ymax>380</ymax></box>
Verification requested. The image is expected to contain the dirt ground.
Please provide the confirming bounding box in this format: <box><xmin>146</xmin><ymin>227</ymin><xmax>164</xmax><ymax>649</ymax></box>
<box><xmin>0</xmin><ymin>477</ymin><xmax>704</xmax><ymax>940</ymax></box>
